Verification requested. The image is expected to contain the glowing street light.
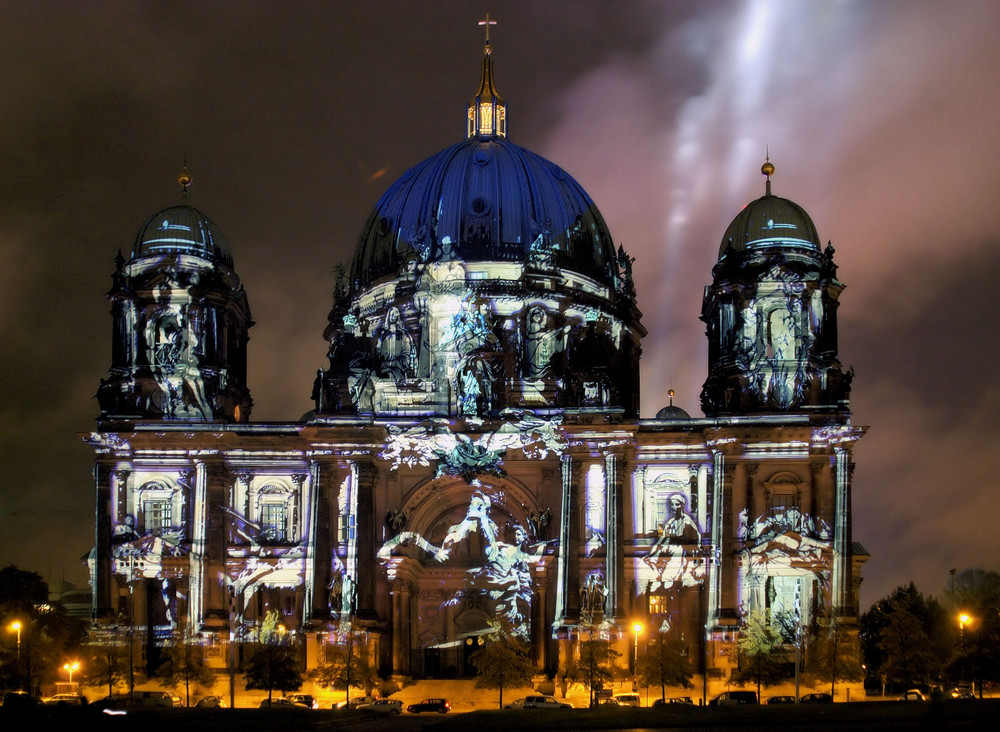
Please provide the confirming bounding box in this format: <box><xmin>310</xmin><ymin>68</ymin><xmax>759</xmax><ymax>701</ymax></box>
<box><xmin>8</xmin><ymin>621</ymin><xmax>21</xmax><ymax>661</ymax></box>
<box><xmin>63</xmin><ymin>661</ymin><xmax>80</xmax><ymax>684</ymax></box>
<box><xmin>959</xmin><ymin>612</ymin><xmax>971</xmax><ymax>652</ymax></box>
<box><xmin>632</xmin><ymin>622</ymin><xmax>644</xmax><ymax>669</ymax></box>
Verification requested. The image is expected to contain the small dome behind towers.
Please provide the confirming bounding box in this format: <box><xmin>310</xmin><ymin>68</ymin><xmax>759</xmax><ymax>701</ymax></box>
<box><xmin>656</xmin><ymin>389</ymin><xmax>691</xmax><ymax>420</ymax></box>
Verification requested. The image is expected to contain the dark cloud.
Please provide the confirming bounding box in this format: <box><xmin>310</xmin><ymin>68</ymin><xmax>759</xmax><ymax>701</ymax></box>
<box><xmin>1</xmin><ymin>0</ymin><xmax>997</xmax><ymax>610</ymax></box>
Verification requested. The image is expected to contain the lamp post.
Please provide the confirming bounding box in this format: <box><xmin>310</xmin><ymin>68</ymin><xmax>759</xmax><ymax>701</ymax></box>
<box><xmin>959</xmin><ymin>612</ymin><xmax>970</xmax><ymax>653</ymax></box>
<box><xmin>632</xmin><ymin>622</ymin><xmax>643</xmax><ymax>677</ymax></box>
<box><xmin>64</xmin><ymin>661</ymin><xmax>80</xmax><ymax>685</ymax></box>
<box><xmin>9</xmin><ymin>621</ymin><xmax>21</xmax><ymax>661</ymax></box>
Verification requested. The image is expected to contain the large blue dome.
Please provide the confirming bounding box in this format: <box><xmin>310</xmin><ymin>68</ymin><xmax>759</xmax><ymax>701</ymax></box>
<box><xmin>350</xmin><ymin>136</ymin><xmax>618</xmax><ymax>289</ymax></box>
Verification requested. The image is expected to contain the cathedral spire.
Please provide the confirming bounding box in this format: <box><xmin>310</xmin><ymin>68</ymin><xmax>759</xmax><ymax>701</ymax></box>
<box><xmin>762</xmin><ymin>153</ymin><xmax>774</xmax><ymax>197</ymax></box>
<box><xmin>178</xmin><ymin>162</ymin><xmax>192</xmax><ymax>202</ymax></box>
<box><xmin>468</xmin><ymin>14</ymin><xmax>506</xmax><ymax>138</ymax></box>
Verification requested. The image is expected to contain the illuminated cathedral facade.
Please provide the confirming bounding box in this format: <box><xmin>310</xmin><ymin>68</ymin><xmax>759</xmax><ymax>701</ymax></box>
<box><xmin>88</xmin><ymin>40</ymin><xmax>866</xmax><ymax>688</ymax></box>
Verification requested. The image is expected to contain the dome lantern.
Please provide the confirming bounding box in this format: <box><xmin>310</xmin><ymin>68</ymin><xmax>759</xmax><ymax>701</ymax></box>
<box><xmin>467</xmin><ymin>14</ymin><xmax>506</xmax><ymax>139</ymax></box>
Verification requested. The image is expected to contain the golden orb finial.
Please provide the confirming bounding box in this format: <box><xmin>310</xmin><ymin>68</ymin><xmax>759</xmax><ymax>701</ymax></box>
<box><xmin>762</xmin><ymin>160</ymin><xmax>774</xmax><ymax>178</ymax></box>
<box><xmin>178</xmin><ymin>165</ymin><xmax>192</xmax><ymax>192</ymax></box>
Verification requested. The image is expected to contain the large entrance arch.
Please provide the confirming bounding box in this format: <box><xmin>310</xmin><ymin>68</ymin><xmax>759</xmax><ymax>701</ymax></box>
<box><xmin>378</xmin><ymin>475</ymin><xmax>554</xmax><ymax>677</ymax></box>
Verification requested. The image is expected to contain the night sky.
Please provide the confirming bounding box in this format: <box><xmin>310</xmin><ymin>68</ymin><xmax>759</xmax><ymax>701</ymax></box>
<box><xmin>1</xmin><ymin>0</ymin><xmax>998</xmax><ymax>611</ymax></box>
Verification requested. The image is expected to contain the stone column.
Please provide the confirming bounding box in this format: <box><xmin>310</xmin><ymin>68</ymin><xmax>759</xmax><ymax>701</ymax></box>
<box><xmin>94</xmin><ymin>462</ymin><xmax>115</xmax><ymax>618</ymax></box>
<box><xmin>554</xmin><ymin>454</ymin><xmax>580</xmax><ymax>625</ymax></box>
<box><xmin>188</xmin><ymin>462</ymin><xmax>207</xmax><ymax>628</ymax></box>
<box><xmin>604</xmin><ymin>451</ymin><xmax>623</xmax><ymax>620</ymax></box>
<box><xmin>354</xmin><ymin>463</ymin><xmax>378</xmax><ymax>620</ymax></box>
<box><xmin>204</xmin><ymin>460</ymin><xmax>228</xmax><ymax>620</ymax></box>
<box><xmin>720</xmin><ymin>460</ymin><xmax>739</xmax><ymax>616</ymax></box>
<box><xmin>292</xmin><ymin>472</ymin><xmax>315</xmax><ymax>620</ymax></box>
<box><xmin>389</xmin><ymin>579</ymin><xmax>412</xmax><ymax>676</ymax></box>
<box><xmin>832</xmin><ymin>447</ymin><xmax>852</xmax><ymax>616</ymax></box>
<box><xmin>706</xmin><ymin>449</ymin><xmax>724</xmax><ymax>624</ymax></box>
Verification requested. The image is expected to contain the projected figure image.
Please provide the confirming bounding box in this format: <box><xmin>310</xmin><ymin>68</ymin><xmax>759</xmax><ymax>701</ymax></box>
<box><xmin>643</xmin><ymin>493</ymin><xmax>703</xmax><ymax>592</ymax></box>
<box><xmin>579</xmin><ymin>571</ymin><xmax>608</xmax><ymax>621</ymax></box>
<box><xmin>111</xmin><ymin>530</ymin><xmax>186</xmax><ymax>624</ymax></box>
<box><xmin>376</xmin><ymin>489</ymin><xmax>549</xmax><ymax>638</ymax></box>
<box><xmin>376</xmin><ymin>306</ymin><xmax>414</xmax><ymax>382</ymax></box>
<box><xmin>524</xmin><ymin>306</ymin><xmax>569</xmax><ymax>378</ymax></box>
<box><xmin>175</xmin><ymin>316</ymin><xmax>212</xmax><ymax>418</ymax></box>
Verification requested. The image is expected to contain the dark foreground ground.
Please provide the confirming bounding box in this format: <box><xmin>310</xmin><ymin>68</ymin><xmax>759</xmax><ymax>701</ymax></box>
<box><xmin>1</xmin><ymin>699</ymin><xmax>994</xmax><ymax>731</ymax></box>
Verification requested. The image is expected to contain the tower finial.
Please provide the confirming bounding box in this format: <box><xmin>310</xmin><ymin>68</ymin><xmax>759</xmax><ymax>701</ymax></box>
<box><xmin>478</xmin><ymin>13</ymin><xmax>497</xmax><ymax>53</ymax></box>
<box><xmin>468</xmin><ymin>15</ymin><xmax>506</xmax><ymax>138</ymax></box>
<box><xmin>178</xmin><ymin>157</ymin><xmax>192</xmax><ymax>200</ymax></box>
<box><xmin>761</xmin><ymin>149</ymin><xmax>774</xmax><ymax>196</ymax></box>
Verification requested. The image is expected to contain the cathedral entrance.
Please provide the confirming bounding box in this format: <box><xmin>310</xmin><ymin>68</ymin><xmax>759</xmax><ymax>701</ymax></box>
<box><xmin>379</xmin><ymin>477</ymin><xmax>551</xmax><ymax>677</ymax></box>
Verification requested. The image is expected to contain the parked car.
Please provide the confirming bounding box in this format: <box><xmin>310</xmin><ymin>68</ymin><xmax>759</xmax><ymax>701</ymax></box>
<box><xmin>407</xmin><ymin>698</ymin><xmax>451</xmax><ymax>713</ymax></box>
<box><xmin>3</xmin><ymin>691</ymin><xmax>43</xmax><ymax>709</ymax></box>
<box><xmin>709</xmin><ymin>690</ymin><xmax>758</xmax><ymax>705</ymax></box>
<box><xmin>93</xmin><ymin>690</ymin><xmax>178</xmax><ymax>709</ymax></box>
<box><xmin>259</xmin><ymin>697</ymin><xmax>299</xmax><ymax>708</ymax></box>
<box><xmin>766</xmin><ymin>695</ymin><xmax>796</xmax><ymax>704</ymax></box>
<box><xmin>524</xmin><ymin>694</ymin><xmax>573</xmax><ymax>709</ymax></box>
<box><xmin>43</xmin><ymin>693</ymin><xmax>88</xmax><ymax>706</ymax></box>
<box><xmin>285</xmin><ymin>693</ymin><xmax>317</xmax><ymax>709</ymax></box>
<box><xmin>358</xmin><ymin>699</ymin><xmax>403</xmax><ymax>715</ymax></box>
<box><xmin>800</xmin><ymin>693</ymin><xmax>833</xmax><ymax>704</ymax></box>
<box><xmin>652</xmin><ymin>696</ymin><xmax>694</xmax><ymax>707</ymax></box>
<box><xmin>195</xmin><ymin>695</ymin><xmax>226</xmax><ymax>708</ymax></box>
<box><xmin>950</xmin><ymin>688</ymin><xmax>976</xmax><ymax>700</ymax></box>
<box><xmin>901</xmin><ymin>689</ymin><xmax>927</xmax><ymax>701</ymax></box>
<box><xmin>590</xmin><ymin>697</ymin><xmax>620</xmax><ymax>707</ymax></box>
<box><xmin>335</xmin><ymin>694</ymin><xmax>377</xmax><ymax>709</ymax></box>
<box><xmin>613</xmin><ymin>693</ymin><xmax>641</xmax><ymax>707</ymax></box>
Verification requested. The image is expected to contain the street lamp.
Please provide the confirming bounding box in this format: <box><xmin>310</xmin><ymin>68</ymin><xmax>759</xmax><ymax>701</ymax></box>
<box><xmin>9</xmin><ymin>621</ymin><xmax>21</xmax><ymax>661</ymax></box>
<box><xmin>64</xmin><ymin>661</ymin><xmax>80</xmax><ymax>685</ymax></box>
<box><xmin>959</xmin><ymin>612</ymin><xmax>971</xmax><ymax>652</ymax></box>
<box><xmin>632</xmin><ymin>622</ymin><xmax>643</xmax><ymax>671</ymax></box>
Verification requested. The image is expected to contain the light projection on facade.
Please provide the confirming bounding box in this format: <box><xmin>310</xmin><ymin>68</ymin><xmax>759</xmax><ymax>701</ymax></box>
<box><xmin>378</xmin><ymin>486</ymin><xmax>550</xmax><ymax>640</ymax></box>
<box><xmin>87</xmin><ymin>38</ymin><xmax>866</xmax><ymax>692</ymax></box>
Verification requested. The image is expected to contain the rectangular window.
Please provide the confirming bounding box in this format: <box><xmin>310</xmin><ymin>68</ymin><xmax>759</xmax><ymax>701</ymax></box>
<box><xmin>769</xmin><ymin>491</ymin><xmax>797</xmax><ymax>514</ymax></box>
<box><xmin>143</xmin><ymin>500</ymin><xmax>171</xmax><ymax>534</ymax></box>
<box><xmin>261</xmin><ymin>503</ymin><xmax>287</xmax><ymax>542</ymax></box>
<box><xmin>648</xmin><ymin>593</ymin><xmax>668</xmax><ymax>615</ymax></box>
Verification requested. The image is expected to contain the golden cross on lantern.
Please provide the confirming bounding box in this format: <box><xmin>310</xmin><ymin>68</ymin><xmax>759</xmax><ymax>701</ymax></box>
<box><xmin>478</xmin><ymin>13</ymin><xmax>497</xmax><ymax>45</ymax></box>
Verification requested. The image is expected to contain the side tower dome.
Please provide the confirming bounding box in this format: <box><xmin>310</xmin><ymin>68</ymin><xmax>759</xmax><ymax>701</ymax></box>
<box><xmin>315</xmin><ymin>41</ymin><xmax>644</xmax><ymax>419</ymax></box>
<box><xmin>700</xmin><ymin>161</ymin><xmax>852</xmax><ymax>416</ymax></box>
<box><xmin>96</xmin><ymin>172</ymin><xmax>253</xmax><ymax>422</ymax></box>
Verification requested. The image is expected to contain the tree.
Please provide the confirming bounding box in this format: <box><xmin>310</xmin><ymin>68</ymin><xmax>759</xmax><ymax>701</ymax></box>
<box><xmin>157</xmin><ymin>623</ymin><xmax>214</xmax><ymax>706</ymax></box>
<box><xmin>471</xmin><ymin>633</ymin><xmax>535</xmax><ymax>709</ymax></box>
<box><xmin>0</xmin><ymin>566</ymin><xmax>87</xmax><ymax>694</ymax></box>
<box><xmin>806</xmin><ymin>622</ymin><xmax>864</xmax><ymax>696</ymax></box>
<box><xmin>82</xmin><ymin>623</ymin><xmax>134</xmax><ymax>697</ymax></box>
<box><xmin>733</xmin><ymin>609</ymin><xmax>790</xmax><ymax>699</ymax></box>
<box><xmin>244</xmin><ymin>611</ymin><xmax>302</xmax><ymax>702</ymax></box>
<box><xmin>637</xmin><ymin>632</ymin><xmax>693</xmax><ymax>702</ymax></box>
<box><xmin>946</xmin><ymin>569</ymin><xmax>1000</xmax><ymax>696</ymax></box>
<box><xmin>567</xmin><ymin>636</ymin><xmax>620</xmax><ymax>708</ymax></box>
<box><xmin>879</xmin><ymin>605</ymin><xmax>940</xmax><ymax>687</ymax></box>
<box><xmin>312</xmin><ymin>627</ymin><xmax>379</xmax><ymax>707</ymax></box>
<box><xmin>862</xmin><ymin>583</ymin><xmax>950</xmax><ymax>693</ymax></box>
